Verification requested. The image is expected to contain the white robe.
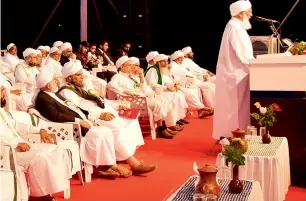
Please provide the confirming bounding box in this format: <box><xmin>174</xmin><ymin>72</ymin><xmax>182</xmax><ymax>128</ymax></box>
<box><xmin>3</xmin><ymin>53</ymin><xmax>20</xmax><ymax>68</ymax></box>
<box><xmin>44</xmin><ymin>57</ymin><xmax>62</xmax><ymax>76</ymax></box>
<box><xmin>145</xmin><ymin>67</ymin><xmax>188</xmax><ymax>121</ymax></box>
<box><xmin>170</xmin><ymin>61</ymin><xmax>216</xmax><ymax>107</ymax></box>
<box><xmin>0</xmin><ymin>108</ymin><xmax>71</xmax><ymax>198</ymax></box>
<box><xmin>108</xmin><ymin>72</ymin><xmax>176</xmax><ymax>126</ymax></box>
<box><xmin>83</xmin><ymin>70</ymin><xmax>107</xmax><ymax>97</ymax></box>
<box><xmin>42</xmin><ymin>91</ymin><xmax>116</xmax><ymax>166</ymax></box>
<box><xmin>58</xmin><ymin>89</ymin><xmax>144</xmax><ymax>161</ymax></box>
<box><xmin>161</xmin><ymin>74</ymin><xmax>204</xmax><ymax>110</ymax></box>
<box><xmin>0</xmin><ymin>73</ymin><xmax>32</xmax><ymax>112</ymax></box>
<box><xmin>212</xmin><ymin>17</ymin><xmax>254</xmax><ymax>140</ymax></box>
<box><xmin>0</xmin><ymin>58</ymin><xmax>15</xmax><ymax>82</ymax></box>
<box><xmin>182</xmin><ymin>57</ymin><xmax>216</xmax><ymax>83</ymax></box>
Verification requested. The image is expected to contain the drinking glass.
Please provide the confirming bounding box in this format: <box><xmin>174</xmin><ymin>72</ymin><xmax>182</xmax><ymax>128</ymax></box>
<box><xmin>193</xmin><ymin>193</ymin><xmax>206</xmax><ymax>201</ymax></box>
<box><xmin>250</xmin><ymin>128</ymin><xmax>257</xmax><ymax>136</ymax></box>
<box><xmin>205</xmin><ymin>194</ymin><xmax>218</xmax><ymax>201</ymax></box>
<box><xmin>259</xmin><ymin>127</ymin><xmax>267</xmax><ymax>136</ymax></box>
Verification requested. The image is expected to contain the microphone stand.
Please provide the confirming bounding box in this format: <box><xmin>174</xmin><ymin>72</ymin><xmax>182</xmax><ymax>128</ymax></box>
<box><xmin>269</xmin><ymin>22</ymin><xmax>284</xmax><ymax>53</ymax></box>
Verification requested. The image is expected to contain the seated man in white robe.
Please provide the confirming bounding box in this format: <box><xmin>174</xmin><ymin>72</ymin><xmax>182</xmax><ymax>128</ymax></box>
<box><xmin>181</xmin><ymin>46</ymin><xmax>216</xmax><ymax>83</ymax></box>
<box><xmin>3</xmin><ymin>43</ymin><xmax>20</xmax><ymax>68</ymax></box>
<box><xmin>35</xmin><ymin>50</ymin><xmax>45</xmax><ymax>72</ymax></box>
<box><xmin>15</xmin><ymin>48</ymin><xmax>41</xmax><ymax>111</ymax></box>
<box><xmin>145</xmin><ymin>51</ymin><xmax>159</xmax><ymax>70</ymax></box>
<box><xmin>145</xmin><ymin>54</ymin><xmax>189</xmax><ymax>126</ymax></box>
<box><xmin>161</xmin><ymin>63</ymin><xmax>214</xmax><ymax>118</ymax></box>
<box><xmin>0</xmin><ymin>85</ymin><xmax>71</xmax><ymax>201</ymax></box>
<box><xmin>37</xmin><ymin>46</ymin><xmax>49</xmax><ymax>65</ymax></box>
<box><xmin>34</xmin><ymin>69</ymin><xmax>156</xmax><ymax>176</ymax></box>
<box><xmin>2</xmin><ymin>43</ymin><xmax>20</xmax><ymax>81</ymax></box>
<box><xmin>44</xmin><ymin>47</ymin><xmax>63</xmax><ymax>83</ymax></box>
<box><xmin>0</xmin><ymin>72</ymin><xmax>32</xmax><ymax>112</ymax></box>
<box><xmin>108</xmin><ymin>56</ymin><xmax>179</xmax><ymax>139</ymax></box>
<box><xmin>53</xmin><ymin>41</ymin><xmax>64</xmax><ymax>49</ymax></box>
<box><xmin>170</xmin><ymin>50</ymin><xmax>216</xmax><ymax>107</ymax></box>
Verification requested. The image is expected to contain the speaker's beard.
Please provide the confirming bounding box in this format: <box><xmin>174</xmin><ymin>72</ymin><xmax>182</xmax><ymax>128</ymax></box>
<box><xmin>242</xmin><ymin>14</ymin><xmax>252</xmax><ymax>30</ymax></box>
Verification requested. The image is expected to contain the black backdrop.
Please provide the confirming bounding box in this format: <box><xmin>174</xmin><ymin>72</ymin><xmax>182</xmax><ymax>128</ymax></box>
<box><xmin>1</xmin><ymin>0</ymin><xmax>305</xmax><ymax>72</ymax></box>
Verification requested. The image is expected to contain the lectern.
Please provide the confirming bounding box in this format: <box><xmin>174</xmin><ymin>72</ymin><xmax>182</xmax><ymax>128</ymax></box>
<box><xmin>249</xmin><ymin>54</ymin><xmax>306</xmax><ymax>187</ymax></box>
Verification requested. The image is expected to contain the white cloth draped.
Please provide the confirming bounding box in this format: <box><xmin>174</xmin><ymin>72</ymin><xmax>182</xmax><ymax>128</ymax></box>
<box><xmin>0</xmin><ymin>108</ymin><xmax>71</xmax><ymax>197</ymax></box>
<box><xmin>161</xmin><ymin>74</ymin><xmax>204</xmax><ymax>110</ymax></box>
<box><xmin>170</xmin><ymin>61</ymin><xmax>216</xmax><ymax>107</ymax></box>
<box><xmin>213</xmin><ymin>17</ymin><xmax>254</xmax><ymax>140</ymax></box>
<box><xmin>43</xmin><ymin>91</ymin><xmax>117</xmax><ymax>165</ymax></box>
<box><xmin>44</xmin><ymin>57</ymin><xmax>62</xmax><ymax>76</ymax></box>
<box><xmin>3</xmin><ymin>53</ymin><xmax>20</xmax><ymax>68</ymax></box>
<box><xmin>108</xmin><ymin>72</ymin><xmax>176</xmax><ymax>126</ymax></box>
<box><xmin>0</xmin><ymin>58</ymin><xmax>15</xmax><ymax>82</ymax></box>
<box><xmin>58</xmin><ymin>89</ymin><xmax>144</xmax><ymax>161</ymax></box>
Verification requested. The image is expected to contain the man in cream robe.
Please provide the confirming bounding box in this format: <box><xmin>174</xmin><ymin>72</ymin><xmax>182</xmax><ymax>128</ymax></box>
<box><xmin>37</xmin><ymin>46</ymin><xmax>49</xmax><ymax>65</ymax></box>
<box><xmin>145</xmin><ymin>54</ymin><xmax>189</xmax><ymax>127</ymax></box>
<box><xmin>160</xmin><ymin>62</ymin><xmax>214</xmax><ymax>118</ymax></box>
<box><xmin>108</xmin><ymin>56</ymin><xmax>178</xmax><ymax>139</ymax></box>
<box><xmin>2</xmin><ymin>43</ymin><xmax>20</xmax><ymax>81</ymax></box>
<box><xmin>181</xmin><ymin>46</ymin><xmax>216</xmax><ymax>83</ymax></box>
<box><xmin>3</xmin><ymin>43</ymin><xmax>20</xmax><ymax>68</ymax></box>
<box><xmin>45</xmin><ymin>47</ymin><xmax>63</xmax><ymax>81</ymax></box>
<box><xmin>14</xmin><ymin>48</ymin><xmax>41</xmax><ymax>111</ymax></box>
<box><xmin>170</xmin><ymin>50</ymin><xmax>216</xmax><ymax>107</ymax></box>
<box><xmin>213</xmin><ymin>0</ymin><xmax>254</xmax><ymax>140</ymax></box>
<box><xmin>145</xmin><ymin>51</ymin><xmax>159</xmax><ymax>70</ymax></box>
<box><xmin>57</xmin><ymin>62</ymin><xmax>157</xmax><ymax>175</ymax></box>
<box><xmin>0</xmin><ymin>85</ymin><xmax>71</xmax><ymax>201</ymax></box>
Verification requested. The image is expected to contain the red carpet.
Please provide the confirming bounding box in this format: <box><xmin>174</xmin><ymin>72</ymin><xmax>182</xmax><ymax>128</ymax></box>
<box><xmin>55</xmin><ymin>115</ymin><xmax>306</xmax><ymax>201</ymax></box>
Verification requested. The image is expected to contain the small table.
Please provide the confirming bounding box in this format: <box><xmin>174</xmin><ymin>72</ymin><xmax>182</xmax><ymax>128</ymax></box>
<box><xmin>166</xmin><ymin>175</ymin><xmax>264</xmax><ymax>201</ymax></box>
<box><xmin>216</xmin><ymin>136</ymin><xmax>291</xmax><ymax>201</ymax></box>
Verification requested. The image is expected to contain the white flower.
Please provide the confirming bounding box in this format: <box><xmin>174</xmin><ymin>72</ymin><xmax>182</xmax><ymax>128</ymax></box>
<box><xmin>260</xmin><ymin>107</ymin><xmax>267</xmax><ymax>114</ymax></box>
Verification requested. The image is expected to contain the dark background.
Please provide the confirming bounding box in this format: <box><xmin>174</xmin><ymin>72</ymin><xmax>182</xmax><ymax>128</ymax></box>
<box><xmin>1</xmin><ymin>0</ymin><xmax>305</xmax><ymax>72</ymax></box>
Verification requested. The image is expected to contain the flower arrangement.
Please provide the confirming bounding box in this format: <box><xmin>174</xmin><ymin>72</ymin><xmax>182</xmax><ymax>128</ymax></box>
<box><xmin>289</xmin><ymin>41</ymin><xmax>306</xmax><ymax>55</ymax></box>
<box><xmin>251</xmin><ymin>102</ymin><xmax>281</xmax><ymax>127</ymax></box>
<box><xmin>222</xmin><ymin>138</ymin><xmax>246</xmax><ymax>167</ymax></box>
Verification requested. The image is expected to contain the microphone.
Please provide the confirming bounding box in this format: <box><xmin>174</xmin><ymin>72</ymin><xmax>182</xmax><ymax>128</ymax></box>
<box><xmin>254</xmin><ymin>16</ymin><xmax>279</xmax><ymax>23</ymax></box>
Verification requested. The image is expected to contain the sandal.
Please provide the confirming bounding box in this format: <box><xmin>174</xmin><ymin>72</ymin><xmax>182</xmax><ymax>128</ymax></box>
<box><xmin>111</xmin><ymin>165</ymin><xmax>132</xmax><ymax>178</ymax></box>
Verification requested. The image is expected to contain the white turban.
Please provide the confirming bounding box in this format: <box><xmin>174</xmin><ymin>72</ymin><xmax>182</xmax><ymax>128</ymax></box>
<box><xmin>7</xmin><ymin>43</ymin><xmax>15</xmax><ymax>50</ymax></box>
<box><xmin>153</xmin><ymin>54</ymin><xmax>168</xmax><ymax>63</ymax></box>
<box><xmin>170</xmin><ymin>50</ymin><xmax>184</xmax><ymax>61</ymax></box>
<box><xmin>23</xmin><ymin>48</ymin><xmax>37</xmax><ymax>58</ymax></box>
<box><xmin>129</xmin><ymin>57</ymin><xmax>139</xmax><ymax>64</ymax></box>
<box><xmin>60</xmin><ymin>42</ymin><xmax>72</xmax><ymax>52</ymax></box>
<box><xmin>44</xmin><ymin>46</ymin><xmax>51</xmax><ymax>52</ymax></box>
<box><xmin>116</xmin><ymin>56</ymin><xmax>129</xmax><ymax>69</ymax></box>
<box><xmin>37</xmin><ymin>46</ymin><xmax>48</xmax><ymax>51</ymax></box>
<box><xmin>182</xmin><ymin>46</ymin><xmax>192</xmax><ymax>55</ymax></box>
<box><xmin>230</xmin><ymin>0</ymin><xmax>252</xmax><ymax>17</ymax></box>
<box><xmin>35</xmin><ymin>69</ymin><xmax>54</xmax><ymax>88</ymax></box>
<box><xmin>146</xmin><ymin>51</ymin><xmax>159</xmax><ymax>62</ymax></box>
<box><xmin>53</xmin><ymin>41</ymin><xmax>63</xmax><ymax>47</ymax></box>
<box><xmin>36</xmin><ymin>50</ymin><xmax>42</xmax><ymax>55</ymax></box>
<box><xmin>49</xmin><ymin>47</ymin><xmax>60</xmax><ymax>54</ymax></box>
<box><xmin>62</xmin><ymin>61</ymin><xmax>83</xmax><ymax>78</ymax></box>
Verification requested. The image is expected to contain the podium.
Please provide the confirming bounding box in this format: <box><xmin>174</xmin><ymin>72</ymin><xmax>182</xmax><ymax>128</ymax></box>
<box><xmin>249</xmin><ymin>54</ymin><xmax>306</xmax><ymax>187</ymax></box>
<box><xmin>250</xmin><ymin>54</ymin><xmax>306</xmax><ymax>91</ymax></box>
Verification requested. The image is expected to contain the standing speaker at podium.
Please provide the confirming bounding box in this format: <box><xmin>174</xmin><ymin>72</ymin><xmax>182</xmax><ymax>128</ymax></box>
<box><xmin>213</xmin><ymin>0</ymin><xmax>254</xmax><ymax>140</ymax></box>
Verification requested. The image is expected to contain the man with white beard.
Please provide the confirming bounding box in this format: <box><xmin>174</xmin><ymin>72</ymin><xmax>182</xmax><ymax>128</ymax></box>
<box><xmin>45</xmin><ymin>47</ymin><xmax>63</xmax><ymax>78</ymax></box>
<box><xmin>108</xmin><ymin>56</ymin><xmax>179</xmax><ymax>139</ymax></box>
<box><xmin>181</xmin><ymin>46</ymin><xmax>216</xmax><ymax>83</ymax></box>
<box><xmin>213</xmin><ymin>0</ymin><xmax>254</xmax><ymax>140</ymax></box>
<box><xmin>35</xmin><ymin>50</ymin><xmax>45</xmax><ymax>72</ymax></box>
<box><xmin>170</xmin><ymin>50</ymin><xmax>216</xmax><ymax>108</ymax></box>
<box><xmin>0</xmin><ymin>84</ymin><xmax>71</xmax><ymax>201</ymax></box>
<box><xmin>58</xmin><ymin>61</ymin><xmax>145</xmax><ymax>145</ymax></box>
<box><xmin>145</xmin><ymin>54</ymin><xmax>189</xmax><ymax>127</ymax></box>
<box><xmin>37</xmin><ymin>45</ymin><xmax>49</xmax><ymax>64</ymax></box>
<box><xmin>35</xmin><ymin>69</ymin><xmax>157</xmax><ymax>177</ymax></box>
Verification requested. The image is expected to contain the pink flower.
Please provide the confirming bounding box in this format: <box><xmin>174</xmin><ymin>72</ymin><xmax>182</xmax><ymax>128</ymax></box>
<box><xmin>272</xmin><ymin>103</ymin><xmax>281</xmax><ymax>112</ymax></box>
